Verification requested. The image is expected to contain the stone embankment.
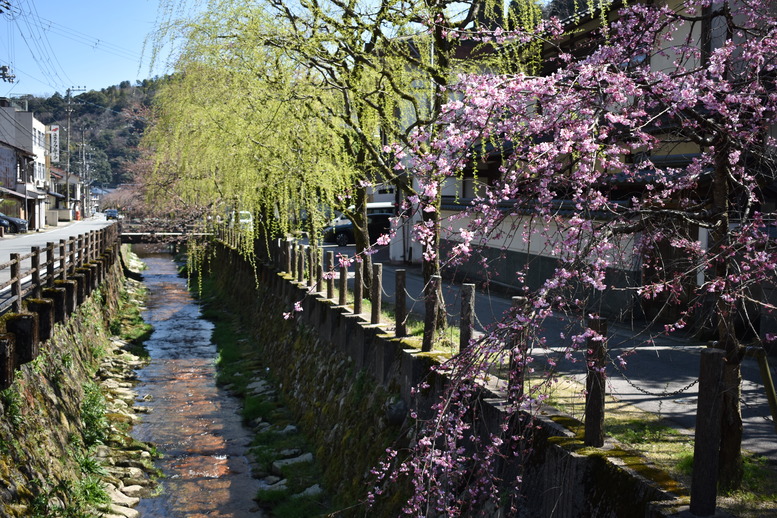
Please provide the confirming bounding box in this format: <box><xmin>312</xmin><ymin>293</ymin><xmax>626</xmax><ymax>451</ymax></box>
<box><xmin>0</xmin><ymin>246</ymin><xmax>160</xmax><ymax>518</ymax></box>
<box><xmin>93</xmin><ymin>337</ymin><xmax>159</xmax><ymax>518</ymax></box>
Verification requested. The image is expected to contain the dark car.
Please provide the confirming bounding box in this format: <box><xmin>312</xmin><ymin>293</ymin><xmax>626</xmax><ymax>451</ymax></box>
<box><xmin>105</xmin><ymin>209</ymin><xmax>119</xmax><ymax>220</ymax></box>
<box><xmin>0</xmin><ymin>212</ymin><xmax>28</xmax><ymax>233</ymax></box>
<box><xmin>323</xmin><ymin>213</ymin><xmax>392</xmax><ymax>246</ymax></box>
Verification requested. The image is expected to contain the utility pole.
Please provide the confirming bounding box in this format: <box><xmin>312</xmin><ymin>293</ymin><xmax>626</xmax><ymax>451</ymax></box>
<box><xmin>1</xmin><ymin>4</ymin><xmax>13</xmax><ymax>82</ymax></box>
<box><xmin>0</xmin><ymin>65</ymin><xmax>14</xmax><ymax>83</ymax></box>
<box><xmin>65</xmin><ymin>86</ymin><xmax>86</xmax><ymax>219</ymax></box>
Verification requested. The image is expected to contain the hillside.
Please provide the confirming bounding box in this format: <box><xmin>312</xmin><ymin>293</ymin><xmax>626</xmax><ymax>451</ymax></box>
<box><xmin>14</xmin><ymin>78</ymin><xmax>161</xmax><ymax>188</ymax></box>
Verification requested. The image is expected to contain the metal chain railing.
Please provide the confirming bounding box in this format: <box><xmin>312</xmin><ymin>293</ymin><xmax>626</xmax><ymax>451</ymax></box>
<box><xmin>607</xmin><ymin>351</ymin><xmax>700</xmax><ymax>397</ymax></box>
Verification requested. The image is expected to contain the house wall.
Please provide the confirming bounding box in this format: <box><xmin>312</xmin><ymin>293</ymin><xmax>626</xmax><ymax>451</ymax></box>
<box><xmin>439</xmin><ymin>208</ymin><xmax>643</xmax><ymax>318</ymax></box>
<box><xmin>0</xmin><ymin>146</ymin><xmax>16</xmax><ymax>190</ymax></box>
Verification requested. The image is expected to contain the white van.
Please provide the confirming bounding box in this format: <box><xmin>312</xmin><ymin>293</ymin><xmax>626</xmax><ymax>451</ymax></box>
<box><xmin>328</xmin><ymin>202</ymin><xmax>395</xmax><ymax>226</ymax></box>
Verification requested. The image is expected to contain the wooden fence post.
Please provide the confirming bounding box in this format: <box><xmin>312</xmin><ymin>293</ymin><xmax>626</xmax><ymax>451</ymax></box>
<box><xmin>396</xmin><ymin>269</ymin><xmax>407</xmax><ymax>338</ymax></box>
<box><xmin>326</xmin><ymin>251</ymin><xmax>335</xmax><ymax>300</ymax></box>
<box><xmin>750</xmin><ymin>348</ymin><xmax>777</xmax><ymax>433</ymax></box>
<box><xmin>69</xmin><ymin>237</ymin><xmax>76</xmax><ymax>275</ymax></box>
<box><xmin>46</xmin><ymin>242</ymin><xmax>55</xmax><ymax>287</ymax></box>
<box><xmin>585</xmin><ymin>316</ymin><xmax>607</xmax><ymax>447</ymax></box>
<box><xmin>339</xmin><ymin>260</ymin><xmax>348</xmax><ymax>306</ymax></box>
<box><xmin>509</xmin><ymin>296</ymin><xmax>528</xmax><ymax>404</ymax></box>
<box><xmin>460</xmin><ymin>283</ymin><xmax>476</xmax><ymax>353</ymax></box>
<box><xmin>316</xmin><ymin>255</ymin><xmax>323</xmax><ymax>294</ymax></box>
<box><xmin>307</xmin><ymin>247</ymin><xmax>315</xmax><ymax>289</ymax></box>
<box><xmin>27</xmin><ymin>299</ymin><xmax>54</xmax><ymax>342</ymax></box>
<box><xmin>8</xmin><ymin>313</ymin><xmax>39</xmax><ymax>365</ymax></box>
<box><xmin>285</xmin><ymin>240</ymin><xmax>292</xmax><ymax>274</ymax></box>
<box><xmin>77</xmin><ymin>234</ymin><xmax>85</xmax><ymax>267</ymax></box>
<box><xmin>354</xmin><ymin>261</ymin><xmax>363</xmax><ymax>315</ymax></box>
<box><xmin>31</xmin><ymin>246</ymin><xmax>41</xmax><ymax>299</ymax></box>
<box><xmin>690</xmin><ymin>348</ymin><xmax>725</xmax><ymax>516</ymax></box>
<box><xmin>42</xmin><ymin>287</ymin><xmax>67</xmax><ymax>324</ymax></box>
<box><xmin>11</xmin><ymin>253</ymin><xmax>21</xmax><ymax>314</ymax></box>
<box><xmin>422</xmin><ymin>275</ymin><xmax>440</xmax><ymax>352</ymax></box>
<box><xmin>297</xmin><ymin>245</ymin><xmax>305</xmax><ymax>283</ymax></box>
<box><xmin>371</xmin><ymin>263</ymin><xmax>382</xmax><ymax>325</ymax></box>
<box><xmin>60</xmin><ymin>239</ymin><xmax>67</xmax><ymax>281</ymax></box>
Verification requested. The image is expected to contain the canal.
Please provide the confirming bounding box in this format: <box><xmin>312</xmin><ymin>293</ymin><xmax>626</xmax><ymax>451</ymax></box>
<box><xmin>129</xmin><ymin>245</ymin><xmax>263</xmax><ymax>517</ymax></box>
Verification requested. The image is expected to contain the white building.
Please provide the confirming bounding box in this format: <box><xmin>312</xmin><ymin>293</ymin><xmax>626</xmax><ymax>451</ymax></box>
<box><xmin>0</xmin><ymin>98</ymin><xmax>49</xmax><ymax>229</ymax></box>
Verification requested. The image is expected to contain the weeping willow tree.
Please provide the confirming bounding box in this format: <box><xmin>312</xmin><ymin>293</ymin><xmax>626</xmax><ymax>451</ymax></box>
<box><xmin>258</xmin><ymin>0</ymin><xmax>544</xmax><ymax>330</ymax></box>
<box><xmin>147</xmin><ymin>0</ymin><xmax>543</xmax><ymax>337</ymax></box>
<box><xmin>143</xmin><ymin>3</ymin><xmax>356</xmax><ymax>260</ymax></box>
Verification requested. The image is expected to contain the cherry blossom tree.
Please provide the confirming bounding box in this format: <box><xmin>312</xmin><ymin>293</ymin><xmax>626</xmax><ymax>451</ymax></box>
<box><xmin>376</xmin><ymin>0</ymin><xmax>777</xmax><ymax>509</ymax></box>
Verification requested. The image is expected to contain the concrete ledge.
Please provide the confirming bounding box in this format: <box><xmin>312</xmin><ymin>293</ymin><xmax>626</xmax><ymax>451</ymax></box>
<box><xmin>42</xmin><ymin>287</ymin><xmax>67</xmax><ymax>324</ymax></box>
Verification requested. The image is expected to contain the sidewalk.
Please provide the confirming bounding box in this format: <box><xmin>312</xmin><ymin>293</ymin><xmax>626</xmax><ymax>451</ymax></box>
<box><xmin>366</xmin><ymin>257</ymin><xmax>777</xmax><ymax>463</ymax></box>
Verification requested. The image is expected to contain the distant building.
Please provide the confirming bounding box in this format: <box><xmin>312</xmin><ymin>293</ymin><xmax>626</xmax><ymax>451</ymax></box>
<box><xmin>0</xmin><ymin>97</ymin><xmax>50</xmax><ymax>229</ymax></box>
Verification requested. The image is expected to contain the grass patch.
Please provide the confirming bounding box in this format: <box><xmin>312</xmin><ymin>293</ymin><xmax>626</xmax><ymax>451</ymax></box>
<box><xmin>80</xmin><ymin>382</ymin><xmax>108</xmax><ymax>447</ymax></box>
<box><xmin>243</xmin><ymin>396</ymin><xmax>279</xmax><ymax>423</ymax></box>
<box><xmin>540</xmin><ymin>374</ymin><xmax>777</xmax><ymax>517</ymax></box>
<box><xmin>109</xmin><ymin>281</ymin><xmax>152</xmax><ymax>357</ymax></box>
<box><xmin>272</xmin><ymin>494</ymin><xmax>328</xmax><ymax>518</ymax></box>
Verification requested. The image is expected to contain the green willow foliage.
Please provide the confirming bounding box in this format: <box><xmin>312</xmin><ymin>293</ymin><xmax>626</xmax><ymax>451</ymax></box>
<box><xmin>144</xmin><ymin>4</ymin><xmax>356</xmax><ymax>249</ymax></box>
<box><xmin>145</xmin><ymin>0</ymin><xmax>544</xmax><ymax>236</ymax></box>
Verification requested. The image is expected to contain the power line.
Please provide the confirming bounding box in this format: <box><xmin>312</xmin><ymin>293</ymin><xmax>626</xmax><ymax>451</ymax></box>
<box><xmin>9</xmin><ymin>3</ymin><xmax>143</xmax><ymax>62</ymax></box>
<box><xmin>2</xmin><ymin>1</ymin><xmax>146</xmax><ymax>92</ymax></box>
<box><xmin>22</xmin><ymin>0</ymin><xmax>73</xmax><ymax>84</ymax></box>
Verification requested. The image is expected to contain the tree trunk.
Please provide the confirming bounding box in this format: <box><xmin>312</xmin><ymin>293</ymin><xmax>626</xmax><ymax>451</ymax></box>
<box><xmin>353</xmin><ymin>185</ymin><xmax>373</xmax><ymax>301</ymax></box>
<box><xmin>421</xmin><ymin>198</ymin><xmax>446</xmax><ymax>334</ymax></box>
<box><xmin>710</xmin><ymin>149</ymin><xmax>744</xmax><ymax>490</ymax></box>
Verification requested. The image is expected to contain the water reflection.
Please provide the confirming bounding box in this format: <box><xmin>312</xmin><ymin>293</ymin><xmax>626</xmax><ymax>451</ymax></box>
<box><xmin>130</xmin><ymin>244</ymin><xmax>262</xmax><ymax>517</ymax></box>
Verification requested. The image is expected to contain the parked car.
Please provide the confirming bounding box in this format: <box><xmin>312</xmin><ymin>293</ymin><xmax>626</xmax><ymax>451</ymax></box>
<box><xmin>0</xmin><ymin>212</ymin><xmax>28</xmax><ymax>233</ymax></box>
<box><xmin>229</xmin><ymin>210</ymin><xmax>253</xmax><ymax>230</ymax></box>
<box><xmin>323</xmin><ymin>213</ymin><xmax>392</xmax><ymax>246</ymax></box>
<box><xmin>105</xmin><ymin>209</ymin><xmax>119</xmax><ymax>220</ymax></box>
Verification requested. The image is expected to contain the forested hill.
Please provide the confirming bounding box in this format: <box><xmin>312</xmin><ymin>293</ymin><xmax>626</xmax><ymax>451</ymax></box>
<box><xmin>16</xmin><ymin>78</ymin><xmax>162</xmax><ymax>188</ymax></box>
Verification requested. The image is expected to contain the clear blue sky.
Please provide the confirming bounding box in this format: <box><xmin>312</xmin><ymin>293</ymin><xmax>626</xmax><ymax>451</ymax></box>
<box><xmin>1</xmin><ymin>0</ymin><xmax>170</xmax><ymax>97</ymax></box>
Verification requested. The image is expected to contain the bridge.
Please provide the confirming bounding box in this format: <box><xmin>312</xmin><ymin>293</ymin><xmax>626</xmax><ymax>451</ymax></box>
<box><xmin>117</xmin><ymin>219</ymin><xmax>213</xmax><ymax>244</ymax></box>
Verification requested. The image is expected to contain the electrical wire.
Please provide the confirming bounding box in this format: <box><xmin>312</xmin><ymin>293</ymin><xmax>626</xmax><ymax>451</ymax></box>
<box><xmin>2</xmin><ymin>0</ymin><xmax>146</xmax><ymax>92</ymax></box>
<box><xmin>0</xmin><ymin>107</ymin><xmax>39</xmax><ymax>143</ymax></box>
<box><xmin>17</xmin><ymin>3</ymin><xmax>142</xmax><ymax>62</ymax></box>
<box><xmin>22</xmin><ymin>0</ymin><xmax>73</xmax><ymax>84</ymax></box>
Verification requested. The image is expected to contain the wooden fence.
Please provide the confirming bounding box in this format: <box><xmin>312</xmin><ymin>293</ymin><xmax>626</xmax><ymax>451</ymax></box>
<box><xmin>0</xmin><ymin>224</ymin><xmax>121</xmax><ymax>390</ymax></box>
<box><xmin>220</xmin><ymin>230</ymin><xmax>777</xmax><ymax>515</ymax></box>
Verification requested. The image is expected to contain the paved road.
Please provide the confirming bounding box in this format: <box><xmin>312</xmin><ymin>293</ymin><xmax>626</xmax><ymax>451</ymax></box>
<box><xmin>322</xmin><ymin>242</ymin><xmax>776</xmax><ymax>464</ymax></box>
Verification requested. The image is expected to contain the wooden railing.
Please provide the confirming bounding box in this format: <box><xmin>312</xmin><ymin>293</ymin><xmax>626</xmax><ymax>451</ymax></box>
<box><xmin>0</xmin><ymin>224</ymin><xmax>121</xmax><ymax>390</ymax></box>
<box><xmin>0</xmin><ymin>225</ymin><xmax>120</xmax><ymax>316</ymax></box>
<box><xmin>220</xmin><ymin>230</ymin><xmax>475</xmax><ymax>352</ymax></box>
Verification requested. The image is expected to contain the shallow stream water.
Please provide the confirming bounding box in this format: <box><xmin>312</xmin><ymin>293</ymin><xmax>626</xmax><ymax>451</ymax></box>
<box><xmin>130</xmin><ymin>245</ymin><xmax>262</xmax><ymax>517</ymax></box>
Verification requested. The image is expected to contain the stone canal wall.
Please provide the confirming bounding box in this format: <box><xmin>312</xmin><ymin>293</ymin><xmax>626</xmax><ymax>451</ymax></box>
<box><xmin>0</xmin><ymin>243</ymin><xmax>150</xmax><ymax>517</ymax></box>
<box><xmin>209</xmin><ymin>243</ymin><xmax>693</xmax><ymax>518</ymax></box>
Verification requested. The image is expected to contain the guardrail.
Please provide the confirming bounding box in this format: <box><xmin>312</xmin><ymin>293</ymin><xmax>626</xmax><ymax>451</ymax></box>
<box><xmin>0</xmin><ymin>224</ymin><xmax>121</xmax><ymax>390</ymax></box>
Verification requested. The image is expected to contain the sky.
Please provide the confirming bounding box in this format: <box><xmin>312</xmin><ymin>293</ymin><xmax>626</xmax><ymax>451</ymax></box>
<box><xmin>1</xmin><ymin>0</ymin><xmax>177</xmax><ymax>98</ymax></box>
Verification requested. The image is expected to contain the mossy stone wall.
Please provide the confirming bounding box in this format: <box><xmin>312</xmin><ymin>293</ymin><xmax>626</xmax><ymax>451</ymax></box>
<box><xmin>208</xmin><ymin>244</ymin><xmax>407</xmax><ymax>516</ymax></box>
<box><xmin>208</xmin><ymin>243</ymin><xmax>691</xmax><ymax>518</ymax></box>
<box><xmin>0</xmin><ymin>253</ymin><xmax>123</xmax><ymax>517</ymax></box>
